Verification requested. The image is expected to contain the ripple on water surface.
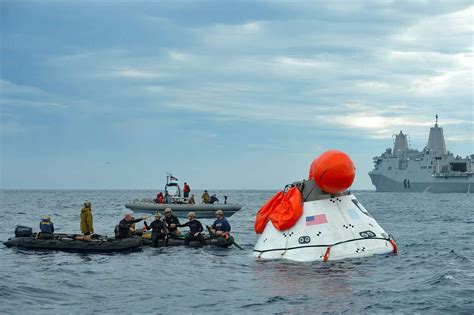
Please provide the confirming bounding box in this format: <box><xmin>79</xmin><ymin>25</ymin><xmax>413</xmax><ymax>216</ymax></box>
<box><xmin>0</xmin><ymin>190</ymin><xmax>473</xmax><ymax>313</ymax></box>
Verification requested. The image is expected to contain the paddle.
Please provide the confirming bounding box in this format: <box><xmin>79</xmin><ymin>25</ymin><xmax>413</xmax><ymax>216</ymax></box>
<box><xmin>206</xmin><ymin>225</ymin><xmax>215</xmax><ymax>236</ymax></box>
<box><xmin>231</xmin><ymin>238</ymin><xmax>244</xmax><ymax>250</ymax></box>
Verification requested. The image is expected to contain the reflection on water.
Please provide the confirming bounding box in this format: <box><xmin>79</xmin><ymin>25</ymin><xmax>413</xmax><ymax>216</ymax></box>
<box><xmin>251</xmin><ymin>260</ymin><xmax>357</xmax><ymax>312</ymax></box>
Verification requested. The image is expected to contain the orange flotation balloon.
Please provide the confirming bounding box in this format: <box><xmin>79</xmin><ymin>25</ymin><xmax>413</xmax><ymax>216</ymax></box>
<box><xmin>255</xmin><ymin>191</ymin><xmax>284</xmax><ymax>234</ymax></box>
<box><xmin>269</xmin><ymin>187</ymin><xmax>303</xmax><ymax>231</ymax></box>
<box><xmin>254</xmin><ymin>187</ymin><xmax>303</xmax><ymax>234</ymax></box>
<box><xmin>309</xmin><ymin>150</ymin><xmax>355</xmax><ymax>194</ymax></box>
<box><xmin>308</xmin><ymin>158</ymin><xmax>318</xmax><ymax>180</ymax></box>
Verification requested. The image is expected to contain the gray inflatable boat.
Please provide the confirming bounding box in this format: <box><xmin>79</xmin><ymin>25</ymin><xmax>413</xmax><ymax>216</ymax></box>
<box><xmin>124</xmin><ymin>201</ymin><xmax>242</xmax><ymax>218</ymax></box>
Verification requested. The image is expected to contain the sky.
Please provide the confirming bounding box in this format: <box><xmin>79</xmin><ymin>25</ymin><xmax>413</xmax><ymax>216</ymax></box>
<box><xmin>0</xmin><ymin>0</ymin><xmax>473</xmax><ymax>190</ymax></box>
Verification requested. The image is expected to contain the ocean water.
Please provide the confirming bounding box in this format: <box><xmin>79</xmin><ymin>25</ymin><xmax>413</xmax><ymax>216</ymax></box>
<box><xmin>0</xmin><ymin>190</ymin><xmax>473</xmax><ymax>314</ymax></box>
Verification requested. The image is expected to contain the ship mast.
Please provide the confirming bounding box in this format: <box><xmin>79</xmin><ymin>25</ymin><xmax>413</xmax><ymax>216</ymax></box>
<box><xmin>426</xmin><ymin>114</ymin><xmax>447</xmax><ymax>155</ymax></box>
<box><xmin>393</xmin><ymin>130</ymin><xmax>408</xmax><ymax>156</ymax></box>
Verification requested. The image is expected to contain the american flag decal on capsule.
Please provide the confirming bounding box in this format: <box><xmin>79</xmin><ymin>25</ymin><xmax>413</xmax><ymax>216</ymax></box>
<box><xmin>305</xmin><ymin>214</ymin><xmax>328</xmax><ymax>226</ymax></box>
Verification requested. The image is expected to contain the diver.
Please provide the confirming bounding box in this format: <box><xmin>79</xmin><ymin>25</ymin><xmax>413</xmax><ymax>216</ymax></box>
<box><xmin>116</xmin><ymin>213</ymin><xmax>145</xmax><ymax>239</ymax></box>
<box><xmin>38</xmin><ymin>215</ymin><xmax>54</xmax><ymax>239</ymax></box>
<box><xmin>207</xmin><ymin>210</ymin><xmax>231</xmax><ymax>236</ymax></box>
<box><xmin>201</xmin><ymin>190</ymin><xmax>210</xmax><ymax>204</ymax></box>
<box><xmin>177</xmin><ymin>212</ymin><xmax>205</xmax><ymax>246</ymax></box>
<box><xmin>163</xmin><ymin>208</ymin><xmax>181</xmax><ymax>237</ymax></box>
<box><xmin>209</xmin><ymin>194</ymin><xmax>219</xmax><ymax>204</ymax></box>
<box><xmin>80</xmin><ymin>201</ymin><xmax>94</xmax><ymax>237</ymax></box>
<box><xmin>144</xmin><ymin>212</ymin><xmax>168</xmax><ymax>247</ymax></box>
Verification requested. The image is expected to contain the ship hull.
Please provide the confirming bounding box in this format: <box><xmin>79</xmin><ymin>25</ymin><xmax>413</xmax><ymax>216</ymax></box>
<box><xmin>369</xmin><ymin>173</ymin><xmax>473</xmax><ymax>193</ymax></box>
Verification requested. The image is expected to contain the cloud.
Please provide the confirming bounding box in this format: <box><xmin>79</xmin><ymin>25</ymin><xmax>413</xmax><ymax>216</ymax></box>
<box><xmin>0</xmin><ymin>80</ymin><xmax>48</xmax><ymax>96</ymax></box>
<box><xmin>392</xmin><ymin>6</ymin><xmax>473</xmax><ymax>52</ymax></box>
<box><xmin>1</xmin><ymin>1</ymin><xmax>472</xmax><ymax>189</ymax></box>
<box><xmin>201</xmin><ymin>21</ymin><xmax>264</xmax><ymax>47</ymax></box>
<box><xmin>107</xmin><ymin>67</ymin><xmax>169</xmax><ymax>79</ymax></box>
<box><xmin>0</xmin><ymin>98</ymin><xmax>67</xmax><ymax>109</ymax></box>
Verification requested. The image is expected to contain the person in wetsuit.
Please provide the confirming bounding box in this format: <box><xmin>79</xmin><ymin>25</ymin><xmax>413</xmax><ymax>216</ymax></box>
<box><xmin>210</xmin><ymin>194</ymin><xmax>219</xmax><ymax>204</ymax></box>
<box><xmin>38</xmin><ymin>215</ymin><xmax>54</xmax><ymax>239</ymax></box>
<box><xmin>144</xmin><ymin>212</ymin><xmax>168</xmax><ymax>247</ymax></box>
<box><xmin>207</xmin><ymin>209</ymin><xmax>231</xmax><ymax>236</ymax></box>
<box><xmin>116</xmin><ymin>213</ymin><xmax>145</xmax><ymax>239</ymax></box>
<box><xmin>163</xmin><ymin>208</ymin><xmax>181</xmax><ymax>237</ymax></box>
<box><xmin>177</xmin><ymin>212</ymin><xmax>205</xmax><ymax>246</ymax></box>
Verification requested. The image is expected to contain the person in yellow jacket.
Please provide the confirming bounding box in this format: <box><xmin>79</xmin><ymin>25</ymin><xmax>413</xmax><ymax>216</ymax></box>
<box><xmin>201</xmin><ymin>190</ymin><xmax>210</xmax><ymax>204</ymax></box>
<box><xmin>80</xmin><ymin>201</ymin><xmax>94</xmax><ymax>236</ymax></box>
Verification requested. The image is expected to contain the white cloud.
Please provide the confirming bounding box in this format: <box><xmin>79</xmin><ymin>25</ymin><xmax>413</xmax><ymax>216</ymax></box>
<box><xmin>0</xmin><ymin>98</ymin><xmax>68</xmax><ymax>109</ymax></box>
<box><xmin>108</xmin><ymin>67</ymin><xmax>168</xmax><ymax>79</ymax></box>
<box><xmin>167</xmin><ymin>50</ymin><xmax>193</xmax><ymax>61</ymax></box>
<box><xmin>392</xmin><ymin>6</ymin><xmax>473</xmax><ymax>50</ymax></box>
<box><xmin>446</xmin><ymin>135</ymin><xmax>474</xmax><ymax>142</ymax></box>
<box><xmin>0</xmin><ymin>80</ymin><xmax>47</xmax><ymax>96</ymax></box>
<box><xmin>202</xmin><ymin>21</ymin><xmax>264</xmax><ymax>47</ymax></box>
<box><xmin>0</xmin><ymin>98</ymin><xmax>67</xmax><ymax>109</ymax></box>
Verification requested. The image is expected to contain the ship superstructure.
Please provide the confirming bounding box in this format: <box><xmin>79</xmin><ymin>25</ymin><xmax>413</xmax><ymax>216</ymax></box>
<box><xmin>369</xmin><ymin>116</ymin><xmax>473</xmax><ymax>193</ymax></box>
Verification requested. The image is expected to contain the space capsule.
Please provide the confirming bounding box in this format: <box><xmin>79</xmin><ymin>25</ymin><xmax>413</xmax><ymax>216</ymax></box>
<box><xmin>253</xmin><ymin>150</ymin><xmax>397</xmax><ymax>262</ymax></box>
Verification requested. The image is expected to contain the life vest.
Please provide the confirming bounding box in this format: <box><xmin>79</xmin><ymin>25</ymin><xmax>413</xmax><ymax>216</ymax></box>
<box><xmin>254</xmin><ymin>187</ymin><xmax>303</xmax><ymax>234</ymax></box>
<box><xmin>40</xmin><ymin>220</ymin><xmax>54</xmax><ymax>234</ymax></box>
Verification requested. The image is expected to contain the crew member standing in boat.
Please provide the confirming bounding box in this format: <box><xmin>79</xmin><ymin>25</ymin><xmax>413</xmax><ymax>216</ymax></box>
<box><xmin>177</xmin><ymin>212</ymin><xmax>205</xmax><ymax>246</ymax></box>
<box><xmin>157</xmin><ymin>192</ymin><xmax>164</xmax><ymax>204</ymax></box>
<box><xmin>201</xmin><ymin>190</ymin><xmax>210</xmax><ymax>204</ymax></box>
<box><xmin>164</xmin><ymin>208</ymin><xmax>181</xmax><ymax>237</ymax></box>
<box><xmin>38</xmin><ymin>215</ymin><xmax>54</xmax><ymax>239</ymax></box>
<box><xmin>116</xmin><ymin>214</ymin><xmax>145</xmax><ymax>238</ymax></box>
<box><xmin>188</xmin><ymin>194</ymin><xmax>196</xmax><ymax>204</ymax></box>
<box><xmin>144</xmin><ymin>212</ymin><xmax>168</xmax><ymax>247</ymax></box>
<box><xmin>80</xmin><ymin>201</ymin><xmax>94</xmax><ymax>237</ymax></box>
<box><xmin>183</xmin><ymin>182</ymin><xmax>191</xmax><ymax>198</ymax></box>
<box><xmin>208</xmin><ymin>210</ymin><xmax>231</xmax><ymax>236</ymax></box>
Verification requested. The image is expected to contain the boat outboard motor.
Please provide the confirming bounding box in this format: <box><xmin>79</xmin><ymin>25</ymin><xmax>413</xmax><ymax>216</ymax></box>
<box><xmin>15</xmin><ymin>225</ymin><xmax>33</xmax><ymax>237</ymax></box>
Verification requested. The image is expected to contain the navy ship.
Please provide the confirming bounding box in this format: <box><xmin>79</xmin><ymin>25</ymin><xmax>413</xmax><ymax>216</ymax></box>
<box><xmin>369</xmin><ymin>115</ymin><xmax>474</xmax><ymax>193</ymax></box>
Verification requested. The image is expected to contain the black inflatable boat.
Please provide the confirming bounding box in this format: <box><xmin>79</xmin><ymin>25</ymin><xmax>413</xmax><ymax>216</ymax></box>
<box><xmin>3</xmin><ymin>226</ymin><xmax>142</xmax><ymax>253</ymax></box>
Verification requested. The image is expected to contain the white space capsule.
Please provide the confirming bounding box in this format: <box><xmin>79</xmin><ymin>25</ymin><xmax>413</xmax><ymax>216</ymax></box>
<box><xmin>253</xmin><ymin>180</ymin><xmax>397</xmax><ymax>262</ymax></box>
